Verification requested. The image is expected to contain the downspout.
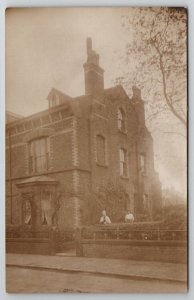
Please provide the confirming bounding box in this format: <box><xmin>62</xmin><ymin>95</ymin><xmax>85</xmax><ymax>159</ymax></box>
<box><xmin>135</xmin><ymin>139</ymin><xmax>140</xmax><ymax>217</ymax></box>
<box><xmin>8</xmin><ymin>129</ymin><xmax>13</xmax><ymax>224</ymax></box>
<box><xmin>88</xmin><ymin>113</ymin><xmax>94</xmax><ymax>224</ymax></box>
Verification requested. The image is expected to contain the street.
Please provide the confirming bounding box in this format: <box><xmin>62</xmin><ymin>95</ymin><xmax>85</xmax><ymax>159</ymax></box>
<box><xmin>6</xmin><ymin>266</ymin><xmax>187</xmax><ymax>293</ymax></box>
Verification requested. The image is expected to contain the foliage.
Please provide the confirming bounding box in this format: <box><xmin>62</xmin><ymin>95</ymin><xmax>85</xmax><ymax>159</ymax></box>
<box><xmin>81</xmin><ymin>181</ymin><xmax>128</xmax><ymax>224</ymax></box>
<box><xmin>51</xmin><ymin>189</ymin><xmax>74</xmax><ymax>226</ymax></box>
<box><xmin>162</xmin><ymin>203</ymin><xmax>187</xmax><ymax>230</ymax></box>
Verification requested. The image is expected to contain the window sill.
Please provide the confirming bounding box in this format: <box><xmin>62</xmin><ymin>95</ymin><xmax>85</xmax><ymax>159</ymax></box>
<box><xmin>28</xmin><ymin>169</ymin><xmax>50</xmax><ymax>176</ymax></box>
<box><xmin>96</xmin><ymin>162</ymin><xmax>108</xmax><ymax>168</ymax></box>
<box><xmin>118</xmin><ymin>129</ymin><xmax>127</xmax><ymax>135</ymax></box>
<box><xmin>141</xmin><ymin>172</ymin><xmax>147</xmax><ymax>177</ymax></box>
<box><xmin>120</xmin><ymin>175</ymin><xmax>129</xmax><ymax>180</ymax></box>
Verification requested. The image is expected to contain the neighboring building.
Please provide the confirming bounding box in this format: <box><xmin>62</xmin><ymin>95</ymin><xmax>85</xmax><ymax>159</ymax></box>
<box><xmin>6</xmin><ymin>38</ymin><xmax>162</xmax><ymax>229</ymax></box>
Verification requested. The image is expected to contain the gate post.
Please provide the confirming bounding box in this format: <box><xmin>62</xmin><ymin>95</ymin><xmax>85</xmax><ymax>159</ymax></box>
<box><xmin>75</xmin><ymin>227</ymin><xmax>83</xmax><ymax>257</ymax></box>
<box><xmin>50</xmin><ymin>227</ymin><xmax>57</xmax><ymax>255</ymax></box>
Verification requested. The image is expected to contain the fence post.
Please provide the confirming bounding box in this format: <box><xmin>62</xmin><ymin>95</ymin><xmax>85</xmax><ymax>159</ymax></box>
<box><xmin>157</xmin><ymin>228</ymin><xmax>160</xmax><ymax>240</ymax></box>
<box><xmin>116</xmin><ymin>227</ymin><xmax>119</xmax><ymax>240</ymax></box>
<box><xmin>75</xmin><ymin>227</ymin><xmax>83</xmax><ymax>257</ymax></box>
<box><xmin>104</xmin><ymin>232</ymin><xmax>107</xmax><ymax>239</ymax></box>
<box><xmin>50</xmin><ymin>227</ymin><xmax>56</xmax><ymax>255</ymax></box>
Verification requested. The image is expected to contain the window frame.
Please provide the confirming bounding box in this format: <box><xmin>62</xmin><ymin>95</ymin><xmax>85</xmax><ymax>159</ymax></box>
<box><xmin>95</xmin><ymin>134</ymin><xmax>107</xmax><ymax>167</ymax></box>
<box><xmin>28</xmin><ymin>137</ymin><xmax>50</xmax><ymax>174</ymax></box>
<box><xmin>119</xmin><ymin>148</ymin><xmax>128</xmax><ymax>177</ymax></box>
<box><xmin>139</xmin><ymin>153</ymin><xmax>146</xmax><ymax>174</ymax></box>
<box><xmin>118</xmin><ymin>107</ymin><xmax>126</xmax><ymax>132</ymax></box>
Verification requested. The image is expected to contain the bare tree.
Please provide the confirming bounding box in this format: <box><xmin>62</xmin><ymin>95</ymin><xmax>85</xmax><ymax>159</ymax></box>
<box><xmin>116</xmin><ymin>7</ymin><xmax>187</xmax><ymax>133</ymax></box>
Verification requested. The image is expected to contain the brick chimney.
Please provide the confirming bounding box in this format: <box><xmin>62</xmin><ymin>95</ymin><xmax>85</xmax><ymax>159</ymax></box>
<box><xmin>83</xmin><ymin>38</ymin><xmax>104</xmax><ymax>95</ymax></box>
<box><xmin>131</xmin><ymin>86</ymin><xmax>145</xmax><ymax>125</ymax></box>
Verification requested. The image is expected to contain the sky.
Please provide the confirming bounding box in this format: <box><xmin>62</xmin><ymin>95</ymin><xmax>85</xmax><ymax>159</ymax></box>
<box><xmin>5</xmin><ymin>7</ymin><xmax>187</xmax><ymax>196</ymax></box>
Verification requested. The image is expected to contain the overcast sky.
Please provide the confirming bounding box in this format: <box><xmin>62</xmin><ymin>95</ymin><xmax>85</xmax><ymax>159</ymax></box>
<box><xmin>5</xmin><ymin>7</ymin><xmax>187</xmax><ymax>196</ymax></box>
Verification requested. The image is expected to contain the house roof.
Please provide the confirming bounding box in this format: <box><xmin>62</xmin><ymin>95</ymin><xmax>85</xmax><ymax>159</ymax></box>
<box><xmin>46</xmin><ymin>88</ymin><xmax>72</xmax><ymax>102</ymax></box>
<box><xmin>17</xmin><ymin>175</ymin><xmax>58</xmax><ymax>186</ymax></box>
<box><xmin>6</xmin><ymin>111</ymin><xmax>23</xmax><ymax>124</ymax></box>
<box><xmin>6</xmin><ymin>85</ymin><xmax>135</xmax><ymax>130</ymax></box>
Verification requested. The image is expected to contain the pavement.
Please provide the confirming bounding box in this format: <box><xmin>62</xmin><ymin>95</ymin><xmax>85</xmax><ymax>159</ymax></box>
<box><xmin>6</xmin><ymin>253</ymin><xmax>187</xmax><ymax>283</ymax></box>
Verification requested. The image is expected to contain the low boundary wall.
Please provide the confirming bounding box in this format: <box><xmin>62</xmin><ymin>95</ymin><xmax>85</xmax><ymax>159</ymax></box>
<box><xmin>76</xmin><ymin>239</ymin><xmax>187</xmax><ymax>263</ymax></box>
<box><xmin>6</xmin><ymin>237</ymin><xmax>55</xmax><ymax>255</ymax></box>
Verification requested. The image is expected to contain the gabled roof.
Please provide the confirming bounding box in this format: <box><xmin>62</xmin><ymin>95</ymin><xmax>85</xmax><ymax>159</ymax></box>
<box><xmin>104</xmin><ymin>85</ymin><xmax>130</xmax><ymax>100</ymax></box>
<box><xmin>46</xmin><ymin>88</ymin><xmax>72</xmax><ymax>102</ymax></box>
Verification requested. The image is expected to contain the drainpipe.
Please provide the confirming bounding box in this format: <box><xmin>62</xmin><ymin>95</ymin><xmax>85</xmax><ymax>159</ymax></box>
<box><xmin>135</xmin><ymin>138</ymin><xmax>141</xmax><ymax>218</ymax></box>
<box><xmin>8</xmin><ymin>129</ymin><xmax>13</xmax><ymax>224</ymax></box>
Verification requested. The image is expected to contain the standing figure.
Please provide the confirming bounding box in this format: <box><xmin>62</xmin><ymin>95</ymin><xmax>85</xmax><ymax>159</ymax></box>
<box><xmin>99</xmin><ymin>210</ymin><xmax>111</xmax><ymax>225</ymax></box>
<box><xmin>125</xmin><ymin>211</ymin><xmax>134</xmax><ymax>223</ymax></box>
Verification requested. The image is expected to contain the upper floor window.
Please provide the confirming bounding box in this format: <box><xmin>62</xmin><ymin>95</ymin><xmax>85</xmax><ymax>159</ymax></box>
<box><xmin>52</xmin><ymin>98</ymin><xmax>56</xmax><ymax>107</ymax></box>
<box><xmin>29</xmin><ymin>137</ymin><xmax>50</xmax><ymax>173</ymax></box>
<box><xmin>140</xmin><ymin>153</ymin><xmax>146</xmax><ymax>173</ymax></box>
<box><xmin>119</xmin><ymin>148</ymin><xmax>127</xmax><ymax>177</ymax></box>
<box><xmin>50</xmin><ymin>94</ymin><xmax>60</xmax><ymax>108</ymax></box>
<box><xmin>96</xmin><ymin>134</ymin><xmax>106</xmax><ymax>165</ymax></box>
<box><xmin>118</xmin><ymin>108</ymin><xmax>126</xmax><ymax>132</ymax></box>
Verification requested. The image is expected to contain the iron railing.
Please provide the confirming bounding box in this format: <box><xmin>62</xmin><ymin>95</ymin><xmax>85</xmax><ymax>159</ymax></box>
<box><xmin>80</xmin><ymin>227</ymin><xmax>187</xmax><ymax>241</ymax></box>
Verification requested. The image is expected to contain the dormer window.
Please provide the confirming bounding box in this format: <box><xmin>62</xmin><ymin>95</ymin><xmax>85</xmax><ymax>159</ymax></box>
<box><xmin>52</xmin><ymin>97</ymin><xmax>56</xmax><ymax>107</ymax></box>
<box><xmin>118</xmin><ymin>108</ymin><xmax>126</xmax><ymax>132</ymax></box>
<box><xmin>50</xmin><ymin>94</ymin><xmax>60</xmax><ymax>108</ymax></box>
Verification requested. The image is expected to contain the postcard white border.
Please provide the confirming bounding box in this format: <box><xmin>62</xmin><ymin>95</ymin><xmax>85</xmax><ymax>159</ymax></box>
<box><xmin>0</xmin><ymin>0</ymin><xmax>193</xmax><ymax>299</ymax></box>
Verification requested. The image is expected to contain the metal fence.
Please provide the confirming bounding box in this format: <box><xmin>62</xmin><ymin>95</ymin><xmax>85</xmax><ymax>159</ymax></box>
<box><xmin>6</xmin><ymin>225</ymin><xmax>53</xmax><ymax>239</ymax></box>
<box><xmin>80</xmin><ymin>226</ymin><xmax>187</xmax><ymax>241</ymax></box>
<box><xmin>6</xmin><ymin>224</ymin><xmax>187</xmax><ymax>243</ymax></box>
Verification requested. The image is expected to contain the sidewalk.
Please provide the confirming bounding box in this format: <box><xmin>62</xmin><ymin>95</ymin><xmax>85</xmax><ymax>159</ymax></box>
<box><xmin>6</xmin><ymin>253</ymin><xmax>187</xmax><ymax>283</ymax></box>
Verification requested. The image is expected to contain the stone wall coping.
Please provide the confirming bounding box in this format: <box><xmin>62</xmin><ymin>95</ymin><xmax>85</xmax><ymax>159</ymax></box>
<box><xmin>80</xmin><ymin>239</ymin><xmax>187</xmax><ymax>247</ymax></box>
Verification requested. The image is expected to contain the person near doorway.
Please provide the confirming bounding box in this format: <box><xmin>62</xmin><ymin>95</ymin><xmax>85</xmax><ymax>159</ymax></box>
<box><xmin>99</xmin><ymin>210</ymin><xmax>111</xmax><ymax>225</ymax></box>
<box><xmin>125</xmin><ymin>211</ymin><xmax>134</xmax><ymax>223</ymax></box>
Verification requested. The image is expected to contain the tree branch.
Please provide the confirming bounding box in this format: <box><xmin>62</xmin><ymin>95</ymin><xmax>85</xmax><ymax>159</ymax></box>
<box><xmin>153</xmin><ymin>42</ymin><xmax>187</xmax><ymax>127</ymax></box>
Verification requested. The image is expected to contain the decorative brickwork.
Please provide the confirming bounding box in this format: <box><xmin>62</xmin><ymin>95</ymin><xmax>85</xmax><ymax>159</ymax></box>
<box><xmin>71</xmin><ymin>117</ymin><xmax>79</xmax><ymax>168</ymax></box>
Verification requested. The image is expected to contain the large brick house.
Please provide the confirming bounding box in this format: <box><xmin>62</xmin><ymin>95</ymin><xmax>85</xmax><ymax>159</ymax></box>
<box><xmin>6</xmin><ymin>38</ymin><xmax>162</xmax><ymax>230</ymax></box>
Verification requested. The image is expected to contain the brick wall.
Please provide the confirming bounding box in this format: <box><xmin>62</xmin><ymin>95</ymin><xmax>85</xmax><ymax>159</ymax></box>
<box><xmin>76</xmin><ymin>116</ymin><xmax>90</xmax><ymax>170</ymax></box>
<box><xmin>79</xmin><ymin>239</ymin><xmax>187</xmax><ymax>263</ymax></box>
<box><xmin>51</xmin><ymin>131</ymin><xmax>73</xmax><ymax>170</ymax></box>
<box><xmin>85</xmin><ymin>89</ymin><xmax>157</xmax><ymax>218</ymax></box>
<box><xmin>6</xmin><ymin>238</ymin><xmax>54</xmax><ymax>255</ymax></box>
<box><xmin>6</xmin><ymin>84</ymin><xmax>161</xmax><ymax>229</ymax></box>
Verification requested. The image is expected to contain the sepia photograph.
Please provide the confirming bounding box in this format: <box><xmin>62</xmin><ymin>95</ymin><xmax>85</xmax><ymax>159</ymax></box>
<box><xmin>5</xmin><ymin>7</ymin><xmax>187</xmax><ymax>293</ymax></box>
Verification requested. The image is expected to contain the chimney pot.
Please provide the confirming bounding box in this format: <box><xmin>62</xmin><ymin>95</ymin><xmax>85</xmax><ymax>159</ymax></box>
<box><xmin>132</xmin><ymin>86</ymin><xmax>141</xmax><ymax>100</ymax></box>
<box><xmin>86</xmin><ymin>37</ymin><xmax>92</xmax><ymax>56</ymax></box>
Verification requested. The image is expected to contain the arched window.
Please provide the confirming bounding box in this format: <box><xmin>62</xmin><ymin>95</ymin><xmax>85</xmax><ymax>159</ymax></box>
<box><xmin>96</xmin><ymin>135</ymin><xmax>106</xmax><ymax>165</ymax></box>
<box><xmin>119</xmin><ymin>148</ymin><xmax>127</xmax><ymax>176</ymax></box>
<box><xmin>118</xmin><ymin>108</ymin><xmax>126</xmax><ymax>131</ymax></box>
